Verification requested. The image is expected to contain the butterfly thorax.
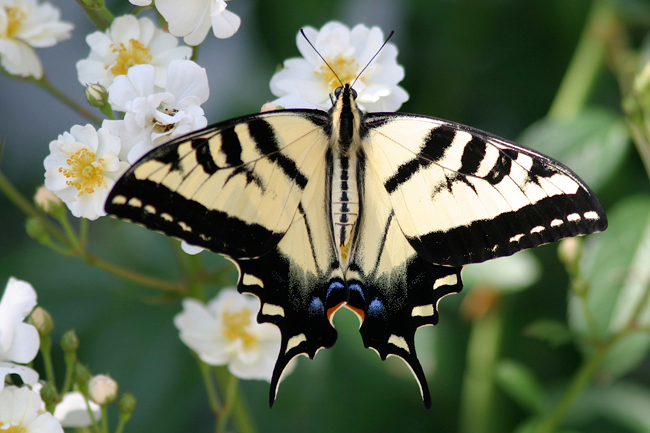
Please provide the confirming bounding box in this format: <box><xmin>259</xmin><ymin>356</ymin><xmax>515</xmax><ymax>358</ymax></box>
<box><xmin>329</xmin><ymin>84</ymin><xmax>362</xmax><ymax>271</ymax></box>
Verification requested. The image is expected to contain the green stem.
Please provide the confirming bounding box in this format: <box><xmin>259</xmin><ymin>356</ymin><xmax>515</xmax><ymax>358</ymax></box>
<box><xmin>61</xmin><ymin>351</ymin><xmax>76</xmax><ymax>395</ymax></box>
<box><xmin>199</xmin><ymin>360</ymin><xmax>222</xmax><ymax>414</ymax></box>
<box><xmin>214</xmin><ymin>367</ymin><xmax>258</xmax><ymax>433</ymax></box>
<box><xmin>547</xmin><ymin>0</ymin><xmax>615</xmax><ymax>120</ymax></box>
<box><xmin>538</xmin><ymin>341</ymin><xmax>611</xmax><ymax>433</ymax></box>
<box><xmin>40</xmin><ymin>335</ymin><xmax>56</xmax><ymax>385</ymax></box>
<box><xmin>100</xmin><ymin>406</ymin><xmax>109</xmax><ymax>433</ymax></box>
<box><xmin>86</xmin><ymin>396</ymin><xmax>102</xmax><ymax>433</ymax></box>
<box><xmin>79</xmin><ymin>218</ymin><xmax>89</xmax><ymax>247</ymax></box>
<box><xmin>28</xmin><ymin>76</ymin><xmax>103</xmax><ymax>125</ymax></box>
<box><xmin>55</xmin><ymin>210</ymin><xmax>83</xmax><ymax>253</ymax></box>
<box><xmin>191</xmin><ymin>45</ymin><xmax>201</xmax><ymax>63</ymax></box>
<box><xmin>216</xmin><ymin>373</ymin><xmax>239</xmax><ymax>433</ymax></box>
<box><xmin>81</xmin><ymin>252</ymin><xmax>186</xmax><ymax>294</ymax></box>
<box><xmin>459</xmin><ymin>301</ymin><xmax>504</xmax><ymax>433</ymax></box>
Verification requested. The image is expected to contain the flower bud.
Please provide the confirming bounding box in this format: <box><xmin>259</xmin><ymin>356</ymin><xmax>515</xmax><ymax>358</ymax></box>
<box><xmin>29</xmin><ymin>306</ymin><xmax>54</xmax><ymax>337</ymax></box>
<box><xmin>85</xmin><ymin>83</ymin><xmax>109</xmax><ymax>108</ymax></box>
<box><xmin>72</xmin><ymin>363</ymin><xmax>91</xmax><ymax>395</ymax></box>
<box><xmin>89</xmin><ymin>374</ymin><xmax>118</xmax><ymax>405</ymax></box>
<box><xmin>25</xmin><ymin>217</ymin><xmax>48</xmax><ymax>242</ymax></box>
<box><xmin>117</xmin><ymin>392</ymin><xmax>136</xmax><ymax>416</ymax></box>
<box><xmin>40</xmin><ymin>381</ymin><xmax>58</xmax><ymax>406</ymax></box>
<box><xmin>261</xmin><ymin>102</ymin><xmax>283</xmax><ymax>112</ymax></box>
<box><xmin>34</xmin><ymin>186</ymin><xmax>63</xmax><ymax>214</ymax></box>
<box><xmin>60</xmin><ymin>329</ymin><xmax>79</xmax><ymax>353</ymax></box>
<box><xmin>558</xmin><ymin>237</ymin><xmax>581</xmax><ymax>268</ymax></box>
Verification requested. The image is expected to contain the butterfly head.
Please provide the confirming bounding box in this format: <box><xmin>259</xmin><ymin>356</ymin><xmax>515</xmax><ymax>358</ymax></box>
<box><xmin>332</xmin><ymin>84</ymin><xmax>358</xmax><ymax>104</ymax></box>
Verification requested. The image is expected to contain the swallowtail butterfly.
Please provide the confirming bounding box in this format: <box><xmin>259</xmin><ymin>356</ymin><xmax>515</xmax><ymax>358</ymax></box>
<box><xmin>105</xmin><ymin>64</ymin><xmax>606</xmax><ymax>408</ymax></box>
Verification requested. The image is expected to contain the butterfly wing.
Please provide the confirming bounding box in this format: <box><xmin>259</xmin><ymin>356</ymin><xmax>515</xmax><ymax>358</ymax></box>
<box><xmin>363</xmin><ymin>113</ymin><xmax>608</xmax><ymax>267</ymax></box>
<box><xmin>106</xmin><ymin>110</ymin><xmax>343</xmax><ymax>405</ymax></box>
<box><xmin>106</xmin><ymin>110</ymin><xmax>329</xmax><ymax>259</ymax></box>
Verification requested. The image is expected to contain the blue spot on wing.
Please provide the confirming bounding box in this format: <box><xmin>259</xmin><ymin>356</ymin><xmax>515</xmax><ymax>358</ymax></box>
<box><xmin>310</xmin><ymin>297</ymin><xmax>325</xmax><ymax>316</ymax></box>
<box><xmin>368</xmin><ymin>298</ymin><xmax>385</xmax><ymax>317</ymax></box>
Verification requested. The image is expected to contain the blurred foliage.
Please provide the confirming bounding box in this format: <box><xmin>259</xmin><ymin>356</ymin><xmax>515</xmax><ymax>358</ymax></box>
<box><xmin>3</xmin><ymin>0</ymin><xmax>650</xmax><ymax>432</ymax></box>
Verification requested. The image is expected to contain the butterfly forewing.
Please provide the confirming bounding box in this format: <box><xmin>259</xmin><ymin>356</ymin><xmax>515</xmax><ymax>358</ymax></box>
<box><xmin>106</xmin><ymin>110</ymin><xmax>330</xmax><ymax>258</ymax></box>
<box><xmin>363</xmin><ymin>114</ymin><xmax>607</xmax><ymax>266</ymax></box>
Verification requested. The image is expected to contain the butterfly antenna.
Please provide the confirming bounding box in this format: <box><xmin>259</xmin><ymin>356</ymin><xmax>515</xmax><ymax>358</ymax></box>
<box><xmin>300</xmin><ymin>29</ymin><xmax>344</xmax><ymax>87</ymax></box>
<box><xmin>351</xmin><ymin>30</ymin><xmax>395</xmax><ymax>88</ymax></box>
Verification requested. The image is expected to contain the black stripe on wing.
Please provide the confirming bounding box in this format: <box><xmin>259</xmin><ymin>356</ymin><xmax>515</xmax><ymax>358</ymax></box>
<box><xmin>107</xmin><ymin>175</ymin><xmax>283</xmax><ymax>258</ymax></box>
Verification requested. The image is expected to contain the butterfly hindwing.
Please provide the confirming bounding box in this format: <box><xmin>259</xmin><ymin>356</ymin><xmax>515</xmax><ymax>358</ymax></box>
<box><xmin>232</xmin><ymin>151</ymin><xmax>345</xmax><ymax>406</ymax></box>
<box><xmin>106</xmin><ymin>110</ymin><xmax>330</xmax><ymax>258</ymax></box>
<box><xmin>343</xmin><ymin>155</ymin><xmax>462</xmax><ymax>408</ymax></box>
<box><xmin>363</xmin><ymin>114</ymin><xmax>607</xmax><ymax>267</ymax></box>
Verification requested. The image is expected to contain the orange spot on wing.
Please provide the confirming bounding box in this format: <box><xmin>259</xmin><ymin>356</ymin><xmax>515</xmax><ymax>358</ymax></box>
<box><xmin>327</xmin><ymin>301</ymin><xmax>346</xmax><ymax>323</ymax></box>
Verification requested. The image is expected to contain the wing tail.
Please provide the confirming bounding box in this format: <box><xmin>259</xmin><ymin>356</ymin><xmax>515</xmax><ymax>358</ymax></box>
<box><xmin>349</xmin><ymin>261</ymin><xmax>462</xmax><ymax>408</ymax></box>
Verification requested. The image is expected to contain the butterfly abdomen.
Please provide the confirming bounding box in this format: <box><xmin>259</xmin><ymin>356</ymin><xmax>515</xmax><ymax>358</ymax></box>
<box><xmin>331</xmin><ymin>153</ymin><xmax>360</xmax><ymax>270</ymax></box>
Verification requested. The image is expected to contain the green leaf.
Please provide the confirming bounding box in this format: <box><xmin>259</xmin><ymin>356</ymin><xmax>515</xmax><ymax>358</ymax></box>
<box><xmin>568</xmin><ymin>195</ymin><xmax>650</xmax><ymax>377</ymax></box>
<box><xmin>523</xmin><ymin>319</ymin><xmax>573</xmax><ymax>347</ymax></box>
<box><xmin>495</xmin><ymin>359</ymin><xmax>550</xmax><ymax>415</ymax></box>
<box><xmin>518</xmin><ymin>108</ymin><xmax>629</xmax><ymax>192</ymax></box>
<box><xmin>571</xmin><ymin>382</ymin><xmax>650</xmax><ymax>433</ymax></box>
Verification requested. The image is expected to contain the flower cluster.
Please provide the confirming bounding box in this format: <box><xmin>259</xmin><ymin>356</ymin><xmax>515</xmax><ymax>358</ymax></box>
<box><xmin>0</xmin><ymin>278</ymin><xmax>104</xmax><ymax>432</ymax></box>
<box><xmin>38</xmin><ymin>13</ymin><xmax>210</xmax><ymax>220</ymax></box>
<box><xmin>4</xmin><ymin>0</ymin><xmax>410</xmax><ymax>421</ymax></box>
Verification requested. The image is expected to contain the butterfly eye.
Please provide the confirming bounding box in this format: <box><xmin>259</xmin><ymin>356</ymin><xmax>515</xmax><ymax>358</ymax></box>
<box><xmin>334</xmin><ymin>87</ymin><xmax>343</xmax><ymax>98</ymax></box>
<box><xmin>350</xmin><ymin>88</ymin><xmax>358</xmax><ymax>99</ymax></box>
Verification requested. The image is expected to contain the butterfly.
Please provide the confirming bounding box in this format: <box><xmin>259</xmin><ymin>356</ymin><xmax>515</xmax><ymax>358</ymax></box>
<box><xmin>105</xmin><ymin>78</ymin><xmax>607</xmax><ymax>408</ymax></box>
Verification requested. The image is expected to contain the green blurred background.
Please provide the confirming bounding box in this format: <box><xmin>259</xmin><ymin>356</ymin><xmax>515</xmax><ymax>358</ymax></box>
<box><xmin>1</xmin><ymin>0</ymin><xmax>650</xmax><ymax>432</ymax></box>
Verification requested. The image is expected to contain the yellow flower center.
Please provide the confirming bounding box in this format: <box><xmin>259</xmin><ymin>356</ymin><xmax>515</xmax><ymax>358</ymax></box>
<box><xmin>109</xmin><ymin>39</ymin><xmax>153</xmax><ymax>77</ymax></box>
<box><xmin>0</xmin><ymin>422</ymin><xmax>27</xmax><ymax>433</ymax></box>
<box><xmin>58</xmin><ymin>148</ymin><xmax>104</xmax><ymax>195</ymax></box>
<box><xmin>319</xmin><ymin>55</ymin><xmax>360</xmax><ymax>93</ymax></box>
<box><xmin>4</xmin><ymin>6</ymin><xmax>25</xmax><ymax>38</ymax></box>
<box><xmin>222</xmin><ymin>307</ymin><xmax>256</xmax><ymax>349</ymax></box>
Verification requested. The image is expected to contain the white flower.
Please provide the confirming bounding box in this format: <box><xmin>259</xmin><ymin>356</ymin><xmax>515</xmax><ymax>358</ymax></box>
<box><xmin>76</xmin><ymin>15</ymin><xmax>192</xmax><ymax>89</ymax></box>
<box><xmin>53</xmin><ymin>391</ymin><xmax>100</xmax><ymax>427</ymax></box>
<box><xmin>0</xmin><ymin>277</ymin><xmax>39</xmax><ymax>392</ymax></box>
<box><xmin>43</xmin><ymin>124</ymin><xmax>129</xmax><ymax>220</ymax></box>
<box><xmin>175</xmin><ymin>289</ymin><xmax>284</xmax><ymax>381</ymax></box>
<box><xmin>0</xmin><ymin>0</ymin><xmax>73</xmax><ymax>78</ymax></box>
<box><xmin>103</xmin><ymin>59</ymin><xmax>209</xmax><ymax>163</ymax></box>
<box><xmin>155</xmin><ymin>0</ymin><xmax>240</xmax><ymax>46</ymax></box>
<box><xmin>0</xmin><ymin>386</ymin><xmax>63</xmax><ymax>433</ymax></box>
<box><xmin>270</xmin><ymin>22</ymin><xmax>409</xmax><ymax>112</ymax></box>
